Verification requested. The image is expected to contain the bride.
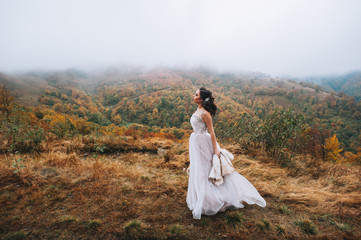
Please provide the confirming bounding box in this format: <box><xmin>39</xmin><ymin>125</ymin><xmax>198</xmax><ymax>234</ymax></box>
<box><xmin>186</xmin><ymin>87</ymin><xmax>266</xmax><ymax>220</ymax></box>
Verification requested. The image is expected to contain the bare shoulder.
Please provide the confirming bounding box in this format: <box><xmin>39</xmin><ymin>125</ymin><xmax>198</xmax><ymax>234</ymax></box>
<box><xmin>201</xmin><ymin>109</ymin><xmax>212</xmax><ymax>121</ymax></box>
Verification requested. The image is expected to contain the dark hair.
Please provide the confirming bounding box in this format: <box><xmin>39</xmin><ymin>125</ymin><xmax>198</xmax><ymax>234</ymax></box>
<box><xmin>199</xmin><ymin>87</ymin><xmax>217</xmax><ymax>116</ymax></box>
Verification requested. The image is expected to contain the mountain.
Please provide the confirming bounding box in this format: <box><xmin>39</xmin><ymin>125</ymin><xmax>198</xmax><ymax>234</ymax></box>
<box><xmin>296</xmin><ymin>71</ymin><xmax>361</xmax><ymax>101</ymax></box>
<box><xmin>1</xmin><ymin>67</ymin><xmax>361</xmax><ymax>239</ymax></box>
<box><xmin>1</xmin><ymin>67</ymin><xmax>360</xmax><ymax>153</ymax></box>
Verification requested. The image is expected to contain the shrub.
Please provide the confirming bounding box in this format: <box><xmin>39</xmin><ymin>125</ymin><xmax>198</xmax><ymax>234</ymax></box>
<box><xmin>224</xmin><ymin>107</ymin><xmax>305</xmax><ymax>166</ymax></box>
<box><xmin>335</xmin><ymin>222</ymin><xmax>352</xmax><ymax>233</ymax></box>
<box><xmin>168</xmin><ymin>224</ymin><xmax>188</xmax><ymax>237</ymax></box>
<box><xmin>86</xmin><ymin>112</ymin><xmax>111</xmax><ymax>126</ymax></box>
<box><xmin>48</xmin><ymin>114</ymin><xmax>77</xmax><ymax>138</ymax></box>
<box><xmin>0</xmin><ymin>105</ymin><xmax>45</xmax><ymax>153</ymax></box>
<box><xmin>11</xmin><ymin>152</ymin><xmax>25</xmax><ymax>175</ymax></box>
<box><xmin>294</xmin><ymin>218</ymin><xmax>317</xmax><ymax>235</ymax></box>
<box><xmin>261</xmin><ymin>107</ymin><xmax>305</xmax><ymax>161</ymax></box>
<box><xmin>224</xmin><ymin>211</ymin><xmax>244</xmax><ymax>229</ymax></box>
<box><xmin>58</xmin><ymin>215</ymin><xmax>80</xmax><ymax>223</ymax></box>
<box><xmin>279</xmin><ymin>205</ymin><xmax>291</xmax><ymax>214</ymax></box>
<box><xmin>123</xmin><ymin>220</ymin><xmax>143</xmax><ymax>236</ymax></box>
<box><xmin>261</xmin><ymin>219</ymin><xmax>271</xmax><ymax>229</ymax></box>
<box><xmin>256</xmin><ymin>219</ymin><xmax>271</xmax><ymax>232</ymax></box>
<box><xmin>275</xmin><ymin>224</ymin><xmax>286</xmax><ymax>236</ymax></box>
<box><xmin>87</xmin><ymin>219</ymin><xmax>101</xmax><ymax>229</ymax></box>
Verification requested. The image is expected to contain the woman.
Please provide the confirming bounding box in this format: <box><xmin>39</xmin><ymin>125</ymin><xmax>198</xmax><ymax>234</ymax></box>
<box><xmin>186</xmin><ymin>87</ymin><xmax>266</xmax><ymax>220</ymax></box>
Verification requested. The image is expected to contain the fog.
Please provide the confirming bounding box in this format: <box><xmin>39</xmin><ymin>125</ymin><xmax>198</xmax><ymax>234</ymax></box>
<box><xmin>1</xmin><ymin>0</ymin><xmax>361</xmax><ymax>77</ymax></box>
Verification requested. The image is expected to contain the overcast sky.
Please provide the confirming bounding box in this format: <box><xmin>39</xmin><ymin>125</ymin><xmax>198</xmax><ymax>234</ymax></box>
<box><xmin>1</xmin><ymin>0</ymin><xmax>361</xmax><ymax>77</ymax></box>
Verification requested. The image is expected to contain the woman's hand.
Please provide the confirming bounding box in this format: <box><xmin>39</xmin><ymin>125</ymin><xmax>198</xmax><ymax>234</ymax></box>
<box><xmin>183</xmin><ymin>166</ymin><xmax>190</xmax><ymax>174</ymax></box>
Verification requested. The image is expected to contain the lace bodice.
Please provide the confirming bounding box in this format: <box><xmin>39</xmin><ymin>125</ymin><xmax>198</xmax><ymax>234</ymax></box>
<box><xmin>190</xmin><ymin>109</ymin><xmax>208</xmax><ymax>133</ymax></box>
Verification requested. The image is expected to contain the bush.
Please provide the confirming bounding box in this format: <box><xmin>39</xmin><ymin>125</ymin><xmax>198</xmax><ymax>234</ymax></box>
<box><xmin>86</xmin><ymin>112</ymin><xmax>111</xmax><ymax>126</ymax></box>
<box><xmin>168</xmin><ymin>224</ymin><xmax>188</xmax><ymax>237</ymax></box>
<box><xmin>224</xmin><ymin>211</ymin><xmax>245</xmax><ymax>229</ymax></box>
<box><xmin>234</xmin><ymin>112</ymin><xmax>262</xmax><ymax>148</ymax></box>
<box><xmin>294</xmin><ymin>218</ymin><xmax>317</xmax><ymax>235</ymax></box>
<box><xmin>228</xmin><ymin>107</ymin><xmax>305</xmax><ymax>166</ymax></box>
<box><xmin>275</xmin><ymin>224</ymin><xmax>286</xmax><ymax>236</ymax></box>
<box><xmin>256</xmin><ymin>219</ymin><xmax>271</xmax><ymax>232</ymax></box>
<box><xmin>123</xmin><ymin>220</ymin><xmax>143</xmax><ymax>236</ymax></box>
<box><xmin>0</xmin><ymin>105</ymin><xmax>45</xmax><ymax>153</ymax></box>
<box><xmin>261</xmin><ymin>107</ymin><xmax>305</xmax><ymax>160</ymax></box>
<box><xmin>335</xmin><ymin>222</ymin><xmax>352</xmax><ymax>233</ymax></box>
<box><xmin>86</xmin><ymin>219</ymin><xmax>101</xmax><ymax>229</ymax></box>
<box><xmin>48</xmin><ymin>114</ymin><xmax>77</xmax><ymax>138</ymax></box>
<box><xmin>279</xmin><ymin>205</ymin><xmax>291</xmax><ymax>214</ymax></box>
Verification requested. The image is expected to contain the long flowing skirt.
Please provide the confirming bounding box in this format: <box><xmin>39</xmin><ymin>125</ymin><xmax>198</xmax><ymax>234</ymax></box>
<box><xmin>186</xmin><ymin>132</ymin><xmax>266</xmax><ymax>220</ymax></box>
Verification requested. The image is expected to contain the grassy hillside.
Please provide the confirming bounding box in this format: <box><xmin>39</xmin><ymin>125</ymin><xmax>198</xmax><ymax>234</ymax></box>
<box><xmin>1</xmin><ymin>67</ymin><xmax>360</xmax><ymax>153</ymax></box>
<box><xmin>0</xmin><ymin>137</ymin><xmax>360</xmax><ymax>239</ymax></box>
<box><xmin>1</xmin><ymin>67</ymin><xmax>361</xmax><ymax>239</ymax></box>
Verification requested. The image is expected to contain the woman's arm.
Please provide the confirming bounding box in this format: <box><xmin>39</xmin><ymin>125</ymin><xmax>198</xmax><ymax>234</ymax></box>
<box><xmin>203</xmin><ymin>111</ymin><xmax>221</xmax><ymax>157</ymax></box>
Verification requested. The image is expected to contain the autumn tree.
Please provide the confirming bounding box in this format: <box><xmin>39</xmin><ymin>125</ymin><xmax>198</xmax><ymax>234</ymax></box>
<box><xmin>43</xmin><ymin>113</ymin><xmax>77</xmax><ymax>138</ymax></box>
<box><xmin>297</xmin><ymin>126</ymin><xmax>331</xmax><ymax>160</ymax></box>
<box><xmin>323</xmin><ymin>134</ymin><xmax>343</xmax><ymax>162</ymax></box>
<box><xmin>344</xmin><ymin>148</ymin><xmax>361</xmax><ymax>165</ymax></box>
<box><xmin>0</xmin><ymin>84</ymin><xmax>14</xmax><ymax>120</ymax></box>
<box><xmin>113</xmin><ymin>114</ymin><xmax>122</xmax><ymax>125</ymax></box>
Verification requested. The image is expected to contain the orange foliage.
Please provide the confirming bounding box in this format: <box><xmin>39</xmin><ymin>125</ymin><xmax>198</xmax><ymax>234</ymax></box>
<box><xmin>344</xmin><ymin>148</ymin><xmax>361</xmax><ymax>165</ymax></box>
<box><xmin>0</xmin><ymin>84</ymin><xmax>14</xmax><ymax>120</ymax></box>
<box><xmin>323</xmin><ymin>134</ymin><xmax>343</xmax><ymax>162</ymax></box>
<box><xmin>40</xmin><ymin>96</ymin><xmax>53</xmax><ymax>105</ymax></box>
<box><xmin>113</xmin><ymin>114</ymin><xmax>122</xmax><ymax>125</ymax></box>
<box><xmin>74</xmin><ymin>118</ymin><xmax>92</xmax><ymax>135</ymax></box>
<box><xmin>114</xmin><ymin>126</ymin><xmax>126</xmax><ymax>136</ymax></box>
<box><xmin>124</xmin><ymin>127</ymin><xmax>137</xmax><ymax>138</ymax></box>
<box><xmin>61</xmin><ymin>94</ymin><xmax>68</xmax><ymax>100</ymax></box>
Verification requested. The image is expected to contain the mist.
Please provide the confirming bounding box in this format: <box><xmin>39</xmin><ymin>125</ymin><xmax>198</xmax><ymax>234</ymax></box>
<box><xmin>1</xmin><ymin>0</ymin><xmax>361</xmax><ymax>77</ymax></box>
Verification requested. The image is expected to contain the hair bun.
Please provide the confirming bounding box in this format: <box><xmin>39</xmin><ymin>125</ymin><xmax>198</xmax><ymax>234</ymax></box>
<box><xmin>199</xmin><ymin>87</ymin><xmax>217</xmax><ymax>116</ymax></box>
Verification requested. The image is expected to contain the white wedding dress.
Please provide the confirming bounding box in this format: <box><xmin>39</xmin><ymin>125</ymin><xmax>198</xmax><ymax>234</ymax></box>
<box><xmin>186</xmin><ymin>109</ymin><xmax>266</xmax><ymax>220</ymax></box>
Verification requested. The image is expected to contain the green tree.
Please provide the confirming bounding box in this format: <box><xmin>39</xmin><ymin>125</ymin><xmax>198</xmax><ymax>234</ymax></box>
<box><xmin>261</xmin><ymin>107</ymin><xmax>305</xmax><ymax>163</ymax></box>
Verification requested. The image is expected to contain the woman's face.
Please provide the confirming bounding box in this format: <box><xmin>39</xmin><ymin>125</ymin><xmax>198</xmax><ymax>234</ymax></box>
<box><xmin>193</xmin><ymin>89</ymin><xmax>202</xmax><ymax>103</ymax></box>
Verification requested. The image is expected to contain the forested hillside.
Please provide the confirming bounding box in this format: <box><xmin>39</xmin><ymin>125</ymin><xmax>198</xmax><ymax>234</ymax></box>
<box><xmin>297</xmin><ymin>71</ymin><xmax>361</xmax><ymax>101</ymax></box>
<box><xmin>1</xmin><ymin>67</ymin><xmax>360</xmax><ymax>158</ymax></box>
<box><xmin>1</xmin><ymin>67</ymin><xmax>361</xmax><ymax>239</ymax></box>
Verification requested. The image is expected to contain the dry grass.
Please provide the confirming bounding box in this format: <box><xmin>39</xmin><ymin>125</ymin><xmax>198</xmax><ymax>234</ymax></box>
<box><xmin>0</xmin><ymin>138</ymin><xmax>360</xmax><ymax>239</ymax></box>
